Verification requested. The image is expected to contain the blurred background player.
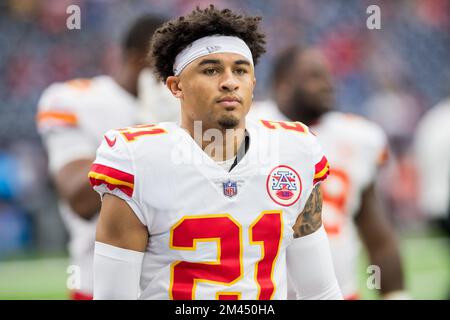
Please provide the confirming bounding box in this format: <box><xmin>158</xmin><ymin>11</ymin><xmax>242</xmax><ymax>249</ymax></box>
<box><xmin>414</xmin><ymin>96</ymin><xmax>450</xmax><ymax>299</ymax></box>
<box><xmin>35</xmin><ymin>15</ymin><xmax>178</xmax><ymax>300</ymax></box>
<box><xmin>249</xmin><ymin>46</ymin><xmax>407</xmax><ymax>299</ymax></box>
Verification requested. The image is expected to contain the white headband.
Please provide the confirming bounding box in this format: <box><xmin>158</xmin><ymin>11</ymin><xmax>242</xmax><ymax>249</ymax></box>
<box><xmin>173</xmin><ymin>35</ymin><xmax>254</xmax><ymax>76</ymax></box>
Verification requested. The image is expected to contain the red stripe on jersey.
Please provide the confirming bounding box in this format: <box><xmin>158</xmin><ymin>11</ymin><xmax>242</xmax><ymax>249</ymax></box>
<box><xmin>313</xmin><ymin>156</ymin><xmax>330</xmax><ymax>185</ymax></box>
<box><xmin>89</xmin><ymin>176</ymin><xmax>134</xmax><ymax>197</ymax></box>
<box><xmin>89</xmin><ymin>163</ymin><xmax>134</xmax><ymax>197</ymax></box>
<box><xmin>90</xmin><ymin>163</ymin><xmax>134</xmax><ymax>184</ymax></box>
<box><xmin>314</xmin><ymin>156</ymin><xmax>328</xmax><ymax>174</ymax></box>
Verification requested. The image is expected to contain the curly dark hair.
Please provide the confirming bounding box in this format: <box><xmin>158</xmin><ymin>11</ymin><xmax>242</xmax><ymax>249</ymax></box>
<box><xmin>149</xmin><ymin>5</ymin><xmax>266</xmax><ymax>82</ymax></box>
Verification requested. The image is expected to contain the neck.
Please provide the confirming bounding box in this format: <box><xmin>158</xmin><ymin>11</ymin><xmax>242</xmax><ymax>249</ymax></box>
<box><xmin>181</xmin><ymin>115</ymin><xmax>246</xmax><ymax>162</ymax></box>
<box><xmin>112</xmin><ymin>62</ymin><xmax>139</xmax><ymax>97</ymax></box>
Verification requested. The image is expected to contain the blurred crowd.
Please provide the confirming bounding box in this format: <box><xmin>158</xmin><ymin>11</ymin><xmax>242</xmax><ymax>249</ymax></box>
<box><xmin>0</xmin><ymin>0</ymin><xmax>449</xmax><ymax>257</ymax></box>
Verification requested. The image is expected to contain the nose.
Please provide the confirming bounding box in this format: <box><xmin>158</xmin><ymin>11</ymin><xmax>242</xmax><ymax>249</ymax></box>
<box><xmin>220</xmin><ymin>70</ymin><xmax>239</xmax><ymax>92</ymax></box>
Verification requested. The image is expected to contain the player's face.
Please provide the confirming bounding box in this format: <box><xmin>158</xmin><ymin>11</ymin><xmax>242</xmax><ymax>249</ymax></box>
<box><xmin>289</xmin><ymin>49</ymin><xmax>334</xmax><ymax>115</ymax></box>
<box><xmin>178</xmin><ymin>53</ymin><xmax>255</xmax><ymax>130</ymax></box>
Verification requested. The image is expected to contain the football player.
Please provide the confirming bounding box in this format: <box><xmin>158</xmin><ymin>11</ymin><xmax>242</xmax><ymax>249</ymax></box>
<box><xmin>414</xmin><ymin>97</ymin><xmax>450</xmax><ymax>299</ymax></box>
<box><xmin>415</xmin><ymin>97</ymin><xmax>450</xmax><ymax>230</ymax></box>
<box><xmin>249</xmin><ymin>46</ymin><xmax>407</xmax><ymax>299</ymax></box>
<box><xmin>90</xmin><ymin>6</ymin><xmax>342</xmax><ymax>300</ymax></box>
<box><xmin>36</xmin><ymin>15</ymin><xmax>178</xmax><ymax>299</ymax></box>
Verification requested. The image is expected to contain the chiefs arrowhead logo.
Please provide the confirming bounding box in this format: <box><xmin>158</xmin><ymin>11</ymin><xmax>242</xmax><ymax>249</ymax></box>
<box><xmin>104</xmin><ymin>135</ymin><xmax>117</xmax><ymax>147</ymax></box>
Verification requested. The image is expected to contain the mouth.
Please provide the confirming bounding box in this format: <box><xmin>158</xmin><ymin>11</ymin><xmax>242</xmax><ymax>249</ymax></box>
<box><xmin>216</xmin><ymin>96</ymin><xmax>241</xmax><ymax>108</ymax></box>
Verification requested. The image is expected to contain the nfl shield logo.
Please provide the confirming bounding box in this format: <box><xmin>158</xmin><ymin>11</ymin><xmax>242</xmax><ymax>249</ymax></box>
<box><xmin>223</xmin><ymin>180</ymin><xmax>238</xmax><ymax>198</ymax></box>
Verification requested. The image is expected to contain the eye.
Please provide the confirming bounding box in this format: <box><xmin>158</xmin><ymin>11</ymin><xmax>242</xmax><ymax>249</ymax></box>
<box><xmin>203</xmin><ymin>68</ymin><xmax>218</xmax><ymax>76</ymax></box>
<box><xmin>234</xmin><ymin>68</ymin><xmax>247</xmax><ymax>75</ymax></box>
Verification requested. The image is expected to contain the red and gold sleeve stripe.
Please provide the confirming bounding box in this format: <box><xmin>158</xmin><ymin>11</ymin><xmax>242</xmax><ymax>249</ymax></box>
<box><xmin>88</xmin><ymin>163</ymin><xmax>134</xmax><ymax>197</ymax></box>
<box><xmin>313</xmin><ymin>156</ymin><xmax>330</xmax><ymax>185</ymax></box>
<box><xmin>36</xmin><ymin>110</ymin><xmax>78</xmax><ymax>127</ymax></box>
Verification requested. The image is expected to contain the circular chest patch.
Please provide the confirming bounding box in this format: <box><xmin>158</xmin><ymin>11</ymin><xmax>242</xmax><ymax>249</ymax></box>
<box><xmin>266</xmin><ymin>165</ymin><xmax>302</xmax><ymax>207</ymax></box>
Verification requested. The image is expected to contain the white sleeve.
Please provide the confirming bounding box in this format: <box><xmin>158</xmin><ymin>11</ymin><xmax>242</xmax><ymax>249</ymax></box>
<box><xmin>286</xmin><ymin>225</ymin><xmax>343</xmax><ymax>300</ymax></box>
<box><xmin>89</xmin><ymin>130</ymin><xmax>147</xmax><ymax>226</ymax></box>
<box><xmin>414</xmin><ymin>105</ymin><xmax>450</xmax><ymax>218</ymax></box>
<box><xmin>297</xmin><ymin>129</ymin><xmax>330</xmax><ymax>215</ymax></box>
<box><xmin>36</xmin><ymin>83</ymin><xmax>97</xmax><ymax>175</ymax></box>
<box><xmin>93</xmin><ymin>242</ymin><xmax>144</xmax><ymax>300</ymax></box>
<box><xmin>42</xmin><ymin>128</ymin><xmax>97</xmax><ymax>175</ymax></box>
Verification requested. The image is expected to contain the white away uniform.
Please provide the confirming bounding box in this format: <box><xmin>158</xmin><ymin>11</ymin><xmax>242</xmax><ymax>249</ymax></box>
<box><xmin>414</xmin><ymin>98</ymin><xmax>450</xmax><ymax>219</ymax></box>
<box><xmin>89</xmin><ymin>119</ymin><xmax>330</xmax><ymax>300</ymax></box>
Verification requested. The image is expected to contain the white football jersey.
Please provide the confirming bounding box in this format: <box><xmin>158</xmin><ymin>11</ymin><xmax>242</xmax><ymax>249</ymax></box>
<box><xmin>37</xmin><ymin>75</ymin><xmax>178</xmax><ymax>296</ymax></box>
<box><xmin>89</xmin><ymin>119</ymin><xmax>330</xmax><ymax>300</ymax></box>
<box><xmin>414</xmin><ymin>98</ymin><xmax>450</xmax><ymax>219</ymax></box>
<box><xmin>249</xmin><ymin>101</ymin><xmax>388</xmax><ymax>298</ymax></box>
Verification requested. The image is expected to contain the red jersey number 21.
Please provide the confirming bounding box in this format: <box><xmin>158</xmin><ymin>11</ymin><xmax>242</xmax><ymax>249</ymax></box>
<box><xmin>169</xmin><ymin>211</ymin><xmax>283</xmax><ymax>300</ymax></box>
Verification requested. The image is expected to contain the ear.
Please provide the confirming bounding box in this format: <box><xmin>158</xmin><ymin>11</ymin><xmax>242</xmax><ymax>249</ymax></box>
<box><xmin>166</xmin><ymin>76</ymin><xmax>183</xmax><ymax>99</ymax></box>
<box><xmin>251</xmin><ymin>77</ymin><xmax>256</xmax><ymax>100</ymax></box>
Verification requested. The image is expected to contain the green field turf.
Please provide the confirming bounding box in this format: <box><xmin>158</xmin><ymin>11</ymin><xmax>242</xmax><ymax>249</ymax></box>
<box><xmin>0</xmin><ymin>233</ymin><xmax>448</xmax><ymax>300</ymax></box>
<box><xmin>357</xmin><ymin>235</ymin><xmax>450</xmax><ymax>300</ymax></box>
